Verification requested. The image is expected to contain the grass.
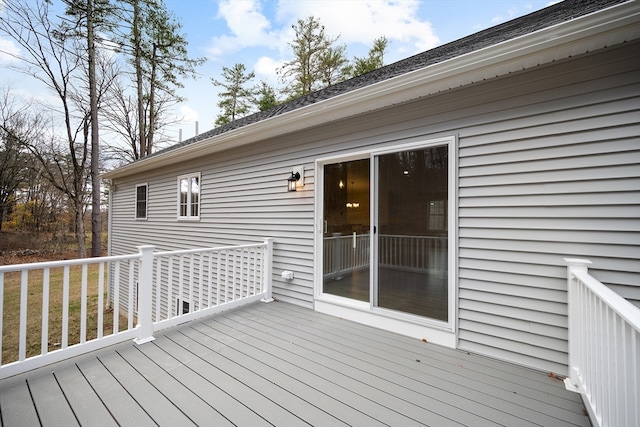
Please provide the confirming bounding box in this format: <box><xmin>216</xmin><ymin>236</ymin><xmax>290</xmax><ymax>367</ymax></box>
<box><xmin>1</xmin><ymin>263</ymin><xmax>130</xmax><ymax>365</ymax></box>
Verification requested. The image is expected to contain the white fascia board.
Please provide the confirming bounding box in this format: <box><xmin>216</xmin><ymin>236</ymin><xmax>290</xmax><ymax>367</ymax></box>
<box><xmin>103</xmin><ymin>1</ymin><xmax>639</xmax><ymax>180</ymax></box>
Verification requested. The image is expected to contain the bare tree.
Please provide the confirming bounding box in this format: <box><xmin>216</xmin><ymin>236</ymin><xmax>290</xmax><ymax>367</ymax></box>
<box><xmin>102</xmin><ymin>76</ymin><xmax>180</xmax><ymax>163</ymax></box>
<box><xmin>0</xmin><ymin>88</ymin><xmax>31</xmax><ymax>230</ymax></box>
<box><xmin>0</xmin><ymin>0</ymin><xmax>92</xmax><ymax>256</ymax></box>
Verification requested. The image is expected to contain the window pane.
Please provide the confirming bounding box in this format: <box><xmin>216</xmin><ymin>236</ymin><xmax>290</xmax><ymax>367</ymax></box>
<box><xmin>179</xmin><ymin>178</ymin><xmax>188</xmax><ymax>217</ymax></box>
<box><xmin>190</xmin><ymin>176</ymin><xmax>199</xmax><ymax>217</ymax></box>
<box><xmin>136</xmin><ymin>185</ymin><xmax>147</xmax><ymax>218</ymax></box>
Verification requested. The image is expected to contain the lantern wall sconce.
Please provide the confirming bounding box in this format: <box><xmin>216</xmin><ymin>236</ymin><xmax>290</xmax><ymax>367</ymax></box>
<box><xmin>287</xmin><ymin>166</ymin><xmax>304</xmax><ymax>191</ymax></box>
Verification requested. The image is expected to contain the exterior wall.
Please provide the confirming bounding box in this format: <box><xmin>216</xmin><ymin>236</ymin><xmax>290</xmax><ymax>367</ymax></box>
<box><xmin>109</xmin><ymin>40</ymin><xmax>639</xmax><ymax>374</ymax></box>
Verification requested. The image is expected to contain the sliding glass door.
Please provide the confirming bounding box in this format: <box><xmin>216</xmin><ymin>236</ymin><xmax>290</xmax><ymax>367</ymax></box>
<box><xmin>320</xmin><ymin>141</ymin><xmax>450</xmax><ymax>323</ymax></box>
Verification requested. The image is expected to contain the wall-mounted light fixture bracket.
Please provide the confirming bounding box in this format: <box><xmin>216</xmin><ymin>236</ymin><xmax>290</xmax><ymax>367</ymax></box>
<box><xmin>287</xmin><ymin>166</ymin><xmax>304</xmax><ymax>191</ymax></box>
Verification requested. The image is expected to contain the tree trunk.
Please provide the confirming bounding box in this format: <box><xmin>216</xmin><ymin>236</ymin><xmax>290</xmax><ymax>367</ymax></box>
<box><xmin>87</xmin><ymin>0</ymin><xmax>101</xmax><ymax>257</ymax></box>
<box><xmin>133</xmin><ymin>0</ymin><xmax>145</xmax><ymax>159</ymax></box>
<box><xmin>75</xmin><ymin>200</ymin><xmax>87</xmax><ymax>257</ymax></box>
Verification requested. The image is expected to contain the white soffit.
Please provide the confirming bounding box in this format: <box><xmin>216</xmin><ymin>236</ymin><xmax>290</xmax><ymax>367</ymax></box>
<box><xmin>104</xmin><ymin>0</ymin><xmax>640</xmax><ymax>180</ymax></box>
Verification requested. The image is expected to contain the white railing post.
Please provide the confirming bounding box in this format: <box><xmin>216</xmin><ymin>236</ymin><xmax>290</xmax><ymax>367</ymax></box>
<box><xmin>261</xmin><ymin>238</ymin><xmax>274</xmax><ymax>303</ymax></box>
<box><xmin>135</xmin><ymin>245</ymin><xmax>156</xmax><ymax>345</ymax></box>
<box><xmin>564</xmin><ymin>258</ymin><xmax>592</xmax><ymax>392</ymax></box>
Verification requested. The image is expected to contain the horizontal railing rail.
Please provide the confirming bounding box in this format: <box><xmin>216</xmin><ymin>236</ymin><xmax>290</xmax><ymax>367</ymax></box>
<box><xmin>564</xmin><ymin>258</ymin><xmax>640</xmax><ymax>427</ymax></box>
<box><xmin>0</xmin><ymin>239</ymin><xmax>273</xmax><ymax>379</ymax></box>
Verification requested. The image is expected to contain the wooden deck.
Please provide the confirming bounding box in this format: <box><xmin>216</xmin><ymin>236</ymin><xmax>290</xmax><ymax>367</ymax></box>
<box><xmin>0</xmin><ymin>301</ymin><xmax>589</xmax><ymax>426</ymax></box>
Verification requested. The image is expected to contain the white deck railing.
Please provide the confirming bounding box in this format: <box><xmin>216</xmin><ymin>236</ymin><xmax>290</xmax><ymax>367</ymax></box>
<box><xmin>323</xmin><ymin>233</ymin><xmax>447</xmax><ymax>277</ymax></box>
<box><xmin>0</xmin><ymin>239</ymin><xmax>273</xmax><ymax>379</ymax></box>
<box><xmin>323</xmin><ymin>233</ymin><xmax>370</xmax><ymax>278</ymax></box>
<box><xmin>564</xmin><ymin>259</ymin><xmax>640</xmax><ymax>427</ymax></box>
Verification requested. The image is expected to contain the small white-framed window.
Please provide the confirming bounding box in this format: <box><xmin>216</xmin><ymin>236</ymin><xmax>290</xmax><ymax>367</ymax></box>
<box><xmin>135</xmin><ymin>183</ymin><xmax>148</xmax><ymax>219</ymax></box>
<box><xmin>177</xmin><ymin>173</ymin><xmax>200</xmax><ymax>220</ymax></box>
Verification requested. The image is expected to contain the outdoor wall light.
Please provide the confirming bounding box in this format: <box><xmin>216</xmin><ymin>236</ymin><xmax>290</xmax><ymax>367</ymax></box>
<box><xmin>287</xmin><ymin>171</ymin><xmax>300</xmax><ymax>191</ymax></box>
<box><xmin>287</xmin><ymin>166</ymin><xmax>305</xmax><ymax>192</ymax></box>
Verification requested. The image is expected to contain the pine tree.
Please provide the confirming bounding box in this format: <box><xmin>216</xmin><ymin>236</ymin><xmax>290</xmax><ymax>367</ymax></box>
<box><xmin>253</xmin><ymin>81</ymin><xmax>279</xmax><ymax>112</ymax></box>
<box><xmin>212</xmin><ymin>63</ymin><xmax>255</xmax><ymax>126</ymax></box>
<box><xmin>278</xmin><ymin>16</ymin><xmax>347</xmax><ymax>99</ymax></box>
<box><xmin>348</xmin><ymin>36</ymin><xmax>389</xmax><ymax>77</ymax></box>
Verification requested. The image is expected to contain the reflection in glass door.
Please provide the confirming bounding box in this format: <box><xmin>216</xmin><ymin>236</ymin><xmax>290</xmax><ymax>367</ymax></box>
<box><xmin>322</xmin><ymin>159</ymin><xmax>370</xmax><ymax>301</ymax></box>
<box><xmin>375</xmin><ymin>146</ymin><xmax>448</xmax><ymax>320</ymax></box>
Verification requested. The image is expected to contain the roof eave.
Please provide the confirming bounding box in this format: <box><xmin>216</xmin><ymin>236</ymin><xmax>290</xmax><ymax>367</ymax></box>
<box><xmin>103</xmin><ymin>0</ymin><xmax>640</xmax><ymax>180</ymax></box>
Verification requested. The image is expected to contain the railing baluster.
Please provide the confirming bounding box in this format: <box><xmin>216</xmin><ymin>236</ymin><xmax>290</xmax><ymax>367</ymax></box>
<box><xmin>41</xmin><ymin>267</ymin><xmax>50</xmax><ymax>355</ymax></box>
<box><xmin>80</xmin><ymin>264</ymin><xmax>88</xmax><ymax>344</ymax></box>
<box><xmin>189</xmin><ymin>254</ymin><xmax>194</xmax><ymax>312</ymax></box>
<box><xmin>128</xmin><ymin>260</ymin><xmax>135</xmax><ymax>330</ymax></box>
<box><xmin>232</xmin><ymin>250</ymin><xmax>237</xmax><ymax>301</ymax></box>
<box><xmin>18</xmin><ymin>270</ymin><xmax>28</xmax><ymax>361</ymax></box>
<box><xmin>62</xmin><ymin>266</ymin><xmax>69</xmax><ymax>349</ymax></box>
<box><xmin>134</xmin><ymin>245</ymin><xmax>155</xmax><ymax>344</ymax></box>
<box><xmin>113</xmin><ymin>261</ymin><xmax>120</xmax><ymax>334</ymax></box>
<box><xmin>167</xmin><ymin>256</ymin><xmax>173</xmax><ymax>319</ymax></box>
<box><xmin>223</xmin><ymin>250</ymin><xmax>229</xmax><ymax>303</ymax></box>
<box><xmin>251</xmin><ymin>248</ymin><xmax>258</xmax><ymax>296</ymax></box>
<box><xmin>178</xmin><ymin>255</ymin><xmax>184</xmax><ymax>314</ymax></box>
<box><xmin>0</xmin><ymin>272</ymin><xmax>4</xmax><ymax>363</ymax></box>
<box><xmin>216</xmin><ymin>252</ymin><xmax>221</xmax><ymax>305</ymax></box>
<box><xmin>208</xmin><ymin>252</ymin><xmax>213</xmax><ymax>307</ymax></box>
<box><xmin>98</xmin><ymin>262</ymin><xmax>104</xmax><ymax>339</ymax></box>
<box><xmin>199</xmin><ymin>252</ymin><xmax>204</xmax><ymax>310</ymax></box>
<box><xmin>155</xmin><ymin>257</ymin><xmax>162</xmax><ymax>322</ymax></box>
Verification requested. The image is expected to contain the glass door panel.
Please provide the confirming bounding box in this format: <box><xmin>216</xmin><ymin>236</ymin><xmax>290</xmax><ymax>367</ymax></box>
<box><xmin>376</xmin><ymin>146</ymin><xmax>448</xmax><ymax>320</ymax></box>
<box><xmin>322</xmin><ymin>159</ymin><xmax>370</xmax><ymax>301</ymax></box>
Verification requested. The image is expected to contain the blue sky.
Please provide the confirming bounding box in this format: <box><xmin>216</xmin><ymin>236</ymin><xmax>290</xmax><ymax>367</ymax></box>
<box><xmin>1</xmin><ymin>0</ymin><xmax>560</xmax><ymax>145</ymax></box>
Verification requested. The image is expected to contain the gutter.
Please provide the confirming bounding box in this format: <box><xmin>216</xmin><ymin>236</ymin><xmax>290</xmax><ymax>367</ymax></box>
<box><xmin>103</xmin><ymin>0</ymin><xmax>640</xmax><ymax>180</ymax></box>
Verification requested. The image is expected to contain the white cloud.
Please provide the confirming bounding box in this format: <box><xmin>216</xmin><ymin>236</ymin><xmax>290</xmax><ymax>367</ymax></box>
<box><xmin>178</xmin><ymin>105</ymin><xmax>199</xmax><ymax>123</ymax></box>
<box><xmin>254</xmin><ymin>55</ymin><xmax>283</xmax><ymax>84</ymax></box>
<box><xmin>205</xmin><ymin>0</ymin><xmax>438</xmax><ymax>64</ymax></box>
<box><xmin>276</xmin><ymin>0</ymin><xmax>439</xmax><ymax>58</ymax></box>
<box><xmin>206</xmin><ymin>0</ymin><xmax>280</xmax><ymax>60</ymax></box>
<box><xmin>0</xmin><ymin>38</ymin><xmax>21</xmax><ymax>64</ymax></box>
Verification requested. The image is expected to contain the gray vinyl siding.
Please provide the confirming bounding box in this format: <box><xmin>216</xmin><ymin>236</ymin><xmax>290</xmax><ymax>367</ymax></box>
<box><xmin>109</xmin><ymin>40</ymin><xmax>639</xmax><ymax>374</ymax></box>
<box><xmin>456</xmin><ymin>41</ymin><xmax>639</xmax><ymax>374</ymax></box>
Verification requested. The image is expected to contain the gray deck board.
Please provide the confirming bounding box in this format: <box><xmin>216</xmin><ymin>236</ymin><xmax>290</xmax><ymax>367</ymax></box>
<box><xmin>197</xmin><ymin>318</ymin><xmax>436</xmax><ymax>426</ymax></box>
<box><xmin>209</xmin><ymin>313</ymin><xmax>470</xmax><ymax>426</ymax></box>
<box><xmin>186</xmin><ymin>322</ymin><xmax>383</xmax><ymax>427</ymax></box>
<box><xmin>115</xmin><ymin>345</ymin><xmax>232</xmax><ymax>426</ymax></box>
<box><xmin>51</xmin><ymin>363</ymin><xmax>118</xmax><ymax>426</ymax></box>
<box><xmin>24</xmin><ymin>372</ymin><xmax>79</xmax><ymax>426</ymax></box>
<box><xmin>0</xmin><ymin>376</ymin><xmax>41</xmax><ymax>426</ymax></box>
<box><xmin>136</xmin><ymin>336</ymin><xmax>269</xmax><ymax>426</ymax></box>
<box><xmin>96</xmin><ymin>349</ymin><xmax>197</xmax><ymax>426</ymax></box>
<box><xmin>176</xmin><ymin>326</ymin><xmax>348</xmax><ymax>426</ymax></box>
<box><xmin>247</xmin><ymin>302</ymin><xmax>589</xmax><ymax>426</ymax></box>
<box><xmin>225</xmin><ymin>306</ymin><xmax>533</xmax><ymax>426</ymax></box>
<box><xmin>75</xmin><ymin>355</ymin><xmax>156</xmax><ymax>426</ymax></box>
<box><xmin>0</xmin><ymin>301</ymin><xmax>590</xmax><ymax>427</ymax></box>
